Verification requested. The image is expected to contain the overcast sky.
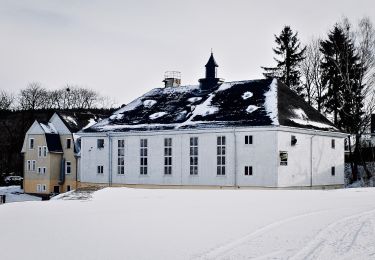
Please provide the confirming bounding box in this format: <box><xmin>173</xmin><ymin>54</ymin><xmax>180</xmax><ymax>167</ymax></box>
<box><xmin>1</xmin><ymin>0</ymin><xmax>374</xmax><ymax>106</ymax></box>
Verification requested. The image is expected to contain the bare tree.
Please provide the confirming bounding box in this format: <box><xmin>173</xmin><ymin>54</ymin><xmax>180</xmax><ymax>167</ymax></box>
<box><xmin>18</xmin><ymin>82</ymin><xmax>48</xmax><ymax>110</ymax></box>
<box><xmin>0</xmin><ymin>90</ymin><xmax>14</xmax><ymax>110</ymax></box>
<box><xmin>301</xmin><ymin>38</ymin><xmax>326</xmax><ymax>112</ymax></box>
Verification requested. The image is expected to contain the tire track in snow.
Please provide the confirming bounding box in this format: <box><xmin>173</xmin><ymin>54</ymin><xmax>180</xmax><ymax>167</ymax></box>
<box><xmin>194</xmin><ymin>209</ymin><xmax>331</xmax><ymax>260</ymax></box>
<box><xmin>289</xmin><ymin>208</ymin><xmax>375</xmax><ymax>260</ymax></box>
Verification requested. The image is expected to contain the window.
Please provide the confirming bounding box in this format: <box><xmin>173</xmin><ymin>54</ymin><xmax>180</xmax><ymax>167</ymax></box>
<box><xmin>331</xmin><ymin>139</ymin><xmax>335</xmax><ymax>149</ymax></box>
<box><xmin>37</xmin><ymin>184</ymin><xmax>47</xmax><ymax>193</ymax></box>
<box><xmin>164</xmin><ymin>138</ymin><xmax>172</xmax><ymax>175</ymax></box>
<box><xmin>291</xmin><ymin>135</ymin><xmax>297</xmax><ymax>146</ymax></box>
<box><xmin>97</xmin><ymin>165</ymin><xmax>104</xmax><ymax>174</ymax></box>
<box><xmin>38</xmin><ymin>146</ymin><xmax>42</xmax><ymax>157</ymax></box>
<box><xmin>217</xmin><ymin>136</ymin><xmax>226</xmax><ymax>175</ymax></box>
<box><xmin>32</xmin><ymin>160</ymin><xmax>36</xmax><ymax>171</ymax></box>
<box><xmin>27</xmin><ymin>160</ymin><xmax>31</xmax><ymax>171</ymax></box>
<box><xmin>245</xmin><ymin>135</ymin><xmax>253</xmax><ymax>144</ymax></box>
<box><xmin>280</xmin><ymin>151</ymin><xmax>288</xmax><ymax>166</ymax></box>
<box><xmin>42</xmin><ymin>167</ymin><xmax>47</xmax><ymax>175</ymax></box>
<box><xmin>140</xmin><ymin>139</ymin><xmax>148</xmax><ymax>175</ymax></box>
<box><xmin>190</xmin><ymin>137</ymin><xmax>198</xmax><ymax>175</ymax></box>
<box><xmin>65</xmin><ymin>161</ymin><xmax>71</xmax><ymax>175</ymax></box>
<box><xmin>97</xmin><ymin>139</ymin><xmax>104</xmax><ymax>149</ymax></box>
<box><xmin>38</xmin><ymin>167</ymin><xmax>42</xmax><ymax>174</ymax></box>
<box><xmin>43</xmin><ymin>146</ymin><xmax>48</xmax><ymax>157</ymax></box>
<box><xmin>244</xmin><ymin>166</ymin><xmax>253</xmax><ymax>176</ymax></box>
<box><xmin>117</xmin><ymin>139</ymin><xmax>125</xmax><ymax>175</ymax></box>
<box><xmin>29</xmin><ymin>138</ymin><xmax>34</xmax><ymax>149</ymax></box>
<box><xmin>331</xmin><ymin>166</ymin><xmax>335</xmax><ymax>176</ymax></box>
<box><xmin>66</xmin><ymin>138</ymin><xmax>72</xmax><ymax>149</ymax></box>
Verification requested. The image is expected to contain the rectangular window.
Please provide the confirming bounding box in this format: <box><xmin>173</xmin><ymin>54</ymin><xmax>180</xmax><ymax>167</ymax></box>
<box><xmin>244</xmin><ymin>166</ymin><xmax>253</xmax><ymax>176</ymax></box>
<box><xmin>190</xmin><ymin>137</ymin><xmax>198</xmax><ymax>175</ymax></box>
<box><xmin>37</xmin><ymin>184</ymin><xmax>41</xmax><ymax>192</ymax></box>
<box><xmin>32</xmin><ymin>160</ymin><xmax>36</xmax><ymax>171</ymax></box>
<box><xmin>65</xmin><ymin>161</ymin><xmax>71</xmax><ymax>174</ymax></box>
<box><xmin>38</xmin><ymin>146</ymin><xmax>42</xmax><ymax>157</ymax></box>
<box><xmin>43</xmin><ymin>167</ymin><xmax>47</xmax><ymax>175</ymax></box>
<box><xmin>164</xmin><ymin>138</ymin><xmax>172</xmax><ymax>175</ymax></box>
<box><xmin>43</xmin><ymin>146</ymin><xmax>48</xmax><ymax>157</ymax></box>
<box><xmin>140</xmin><ymin>139</ymin><xmax>148</xmax><ymax>175</ymax></box>
<box><xmin>38</xmin><ymin>167</ymin><xmax>42</xmax><ymax>174</ymax></box>
<box><xmin>331</xmin><ymin>166</ymin><xmax>335</xmax><ymax>176</ymax></box>
<box><xmin>66</xmin><ymin>138</ymin><xmax>72</xmax><ymax>149</ymax></box>
<box><xmin>331</xmin><ymin>139</ymin><xmax>335</xmax><ymax>149</ymax></box>
<box><xmin>97</xmin><ymin>165</ymin><xmax>104</xmax><ymax>174</ymax></box>
<box><xmin>29</xmin><ymin>138</ymin><xmax>34</xmax><ymax>149</ymax></box>
<box><xmin>42</xmin><ymin>184</ymin><xmax>46</xmax><ymax>192</ymax></box>
<box><xmin>27</xmin><ymin>160</ymin><xmax>31</xmax><ymax>171</ymax></box>
<box><xmin>117</xmin><ymin>139</ymin><xmax>125</xmax><ymax>175</ymax></box>
<box><xmin>217</xmin><ymin>136</ymin><xmax>226</xmax><ymax>175</ymax></box>
<box><xmin>97</xmin><ymin>139</ymin><xmax>104</xmax><ymax>149</ymax></box>
<box><xmin>280</xmin><ymin>151</ymin><xmax>288</xmax><ymax>166</ymax></box>
<box><xmin>245</xmin><ymin>135</ymin><xmax>253</xmax><ymax>144</ymax></box>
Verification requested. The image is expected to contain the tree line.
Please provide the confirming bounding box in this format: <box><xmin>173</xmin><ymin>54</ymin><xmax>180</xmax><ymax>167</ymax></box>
<box><xmin>262</xmin><ymin>16</ymin><xmax>375</xmax><ymax>184</ymax></box>
<box><xmin>0</xmin><ymin>82</ymin><xmax>116</xmax><ymax>111</ymax></box>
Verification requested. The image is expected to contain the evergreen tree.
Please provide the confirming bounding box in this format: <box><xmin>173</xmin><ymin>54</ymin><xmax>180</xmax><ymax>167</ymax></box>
<box><xmin>320</xmin><ymin>25</ymin><xmax>364</xmax><ymax>131</ymax></box>
<box><xmin>262</xmin><ymin>26</ymin><xmax>306</xmax><ymax>96</ymax></box>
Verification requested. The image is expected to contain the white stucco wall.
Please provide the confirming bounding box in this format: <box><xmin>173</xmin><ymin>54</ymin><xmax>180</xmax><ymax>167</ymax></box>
<box><xmin>277</xmin><ymin>129</ymin><xmax>345</xmax><ymax>187</ymax></box>
<box><xmin>79</xmin><ymin>127</ymin><xmax>345</xmax><ymax>188</ymax></box>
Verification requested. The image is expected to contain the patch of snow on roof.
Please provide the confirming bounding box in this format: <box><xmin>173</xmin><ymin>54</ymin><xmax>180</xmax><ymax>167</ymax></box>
<box><xmin>242</xmin><ymin>91</ymin><xmax>253</xmax><ymax>100</ymax></box>
<box><xmin>83</xmin><ymin>118</ymin><xmax>97</xmax><ymax>130</ymax></box>
<box><xmin>190</xmin><ymin>94</ymin><xmax>218</xmax><ymax>117</ymax></box>
<box><xmin>293</xmin><ymin>108</ymin><xmax>308</xmax><ymax>120</ymax></box>
<box><xmin>149</xmin><ymin>112</ymin><xmax>167</xmax><ymax>120</ymax></box>
<box><xmin>290</xmin><ymin>118</ymin><xmax>337</xmax><ymax>130</ymax></box>
<box><xmin>187</xmin><ymin>97</ymin><xmax>202</xmax><ymax>103</ymax></box>
<box><xmin>62</xmin><ymin>115</ymin><xmax>78</xmax><ymax>126</ymax></box>
<box><xmin>264</xmin><ymin>79</ymin><xmax>279</xmax><ymax>125</ymax></box>
<box><xmin>113</xmin><ymin>98</ymin><xmax>143</xmax><ymax>115</ymax></box>
<box><xmin>143</xmin><ymin>99</ymin><xmax>157</xmax><ymax>108</ymax></box>
<box><xmin>246</xmin><ymin>105</ymin><xmax>259</xmax><ymax>113</ymax></box>
<box><xmin>109</xmin><ymin>114</ymin><xmax>124</xmax><ymax>120</ymax></box>
<box><xmin>40</xmin><ymin>123</ymin><xmax>57</xmax><ymax>134</ymax></box>
<box><xmin>217</xmin><ymin>82</ymin><xmax>235</xmax><ymax>91</ymax></box>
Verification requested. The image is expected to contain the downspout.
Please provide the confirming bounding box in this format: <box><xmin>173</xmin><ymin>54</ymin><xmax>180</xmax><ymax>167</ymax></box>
<box><xmin>233</xmin><ymin>127</ymin><xmax>238</xmax><ymax>188</ymax></box>
<box><xmin>107</xmin><ymin>133</ymin><xmax>113</xmax><ymax>187</ymax></box>
<box><xmin>310</xmin><ymin>134</ymin><xmax>317</xmax><ymax>187</ymax></box>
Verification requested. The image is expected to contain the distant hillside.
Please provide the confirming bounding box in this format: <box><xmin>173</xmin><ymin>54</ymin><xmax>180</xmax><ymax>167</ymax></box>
<box><xmin>0</xmin><ymin>109</ymin><xmax>113</xmax><ymax>179</ymax></box>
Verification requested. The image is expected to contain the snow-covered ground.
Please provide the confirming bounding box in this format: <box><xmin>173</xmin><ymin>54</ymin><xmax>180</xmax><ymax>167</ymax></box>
<box><xmin>0</xmin><ymin>186</ymin><xmax>41</xmax><ymax>203</ymax></box>
<box><xmin>1</xmin><ymin>187</ymin><xmax>375</xmax><ymax>260</ymax></box>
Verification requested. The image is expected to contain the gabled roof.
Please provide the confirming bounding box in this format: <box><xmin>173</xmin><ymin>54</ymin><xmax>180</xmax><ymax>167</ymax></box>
<box><xmin>45</xmin><ymin>133</ymin><xmax>63</xmax><ymax>152</ymax></box>
<box><xmin>84</xmin><ymin>79</ymin><xmax>338</xmax><ymax>133</ymax></box>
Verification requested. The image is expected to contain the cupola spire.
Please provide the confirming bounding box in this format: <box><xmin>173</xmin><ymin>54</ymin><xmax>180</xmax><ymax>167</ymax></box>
<box><xmin>199</xmin><ymin>51</ymin><xmax>224</xmax><ymax>90</ymax></box>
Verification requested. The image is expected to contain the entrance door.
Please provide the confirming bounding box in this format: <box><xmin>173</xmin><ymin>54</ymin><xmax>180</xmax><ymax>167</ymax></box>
<box><xmin>53</xmin><ymin>186</ymin><xmax>60</xmax><ymax>193</ymax></box>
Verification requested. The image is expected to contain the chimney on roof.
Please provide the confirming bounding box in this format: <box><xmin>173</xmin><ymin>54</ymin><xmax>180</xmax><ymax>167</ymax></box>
<box><xmin>163</xmin><ymin>71</ymin><xmax>181</xmax><ymax>88</ymax></box>
<box><xmin>199</xmin><ymin>51</ymin><xmax>224</xmax><ymax>90</ymax></box>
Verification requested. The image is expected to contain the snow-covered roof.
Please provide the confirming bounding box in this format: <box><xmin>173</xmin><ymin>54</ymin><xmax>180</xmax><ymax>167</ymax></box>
<box><xmin>84</xmin><ymin>79</ymin><xmax>338</xmax><ymax>133</ymax></box>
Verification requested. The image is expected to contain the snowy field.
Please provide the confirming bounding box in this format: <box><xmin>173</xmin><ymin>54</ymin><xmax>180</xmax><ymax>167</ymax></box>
<box><xmin>1</xmin><ymin>188</ymin><xmax>375</xmax><ymax>260</ymax></box>
<box><xmin>0</xmin><ymin>186</ymin><xmax>41</xmax><ymax>203</ymax></box>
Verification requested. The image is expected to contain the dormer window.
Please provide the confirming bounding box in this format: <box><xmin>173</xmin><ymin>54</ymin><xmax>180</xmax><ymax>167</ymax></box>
<box><xmin>29</xmin><ymin>138</ymin><xmax>34</xmax><ymax>149</ymax></box>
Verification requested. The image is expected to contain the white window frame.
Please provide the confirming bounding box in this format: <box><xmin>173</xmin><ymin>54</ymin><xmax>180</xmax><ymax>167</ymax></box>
<box><xmin>32</xmin><ymin>160</ymin><xmax>36</xmax><ymax>171</ymax></box>
<box><xmin>65</xmin><ymin>161</ymin><xmax>71</xmax><ymax>175</ymax></box>
<box><xmin>29</xmin><ymin>138</ymin><xmax>34</xmax><ymax>149</ymax></box>
<box><xmin>66</xmin><ymin>138</ymin><xmax>72</xmax><ymax>149</ymax></box>
<box><xmin>97</xmin><ymin>165</ymin><xmax>104</xmax><ymax>174</ymax></box>
<box><xmin>217</xmin><ymin>136</ymin><xmax>226</xmax><ymax>176</ymax></box>
<box><xmin>140</xmin><ymin>139</ymin><xmax>148</xmax><ymax>175</ymax></box>
<box><xmin>117</xmin><ymin>139</ymin><xmax>125</xmax><ymax>175</ymax></box>
<box><xmin>38</xmin><ymin>146</ymin><xmax>42</xmax><ymax>157</ymax></box>
<box><xmin>38</xmin><ymin>167</ymin><xmax>42</xmax><ymax>174</ymax></box>
<box><xmin>245</xmin><ymin>135</ymin><xmax>253</xmax><ymax>145</ymax></box>
<box><xmin>164</xmin><ymin>138</ymin><xmax>172</xmax><ymax>175</ymax></box>
<box><xmin>42</xmin><ymin>167</ymin><xmax>47</xmax><ymax>175</ymax></box>
<box><xmin>190</xmin><ymin>137</ymin><xmax>198</xmax><ymax>175</ymax></box>
<box><xmin>37</xmin><ymin>184</ymin><xmax>41</xmax><ymax>192</ymax></box>
<box><xmin>43</xmin><ymin>146</ymin><xmax>48</xmax><ymax>157</ymax></box>
<box><xmin>27</xmin><ymin>160</ymin><xmax>31</xmax><ymax>171</ymax></box>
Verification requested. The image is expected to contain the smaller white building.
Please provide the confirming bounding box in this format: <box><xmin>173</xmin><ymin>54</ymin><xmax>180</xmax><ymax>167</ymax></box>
<box><xmin>78</xmin><ymin>54</ymin><xmax>346</xmax><ymax>188</ymax></box>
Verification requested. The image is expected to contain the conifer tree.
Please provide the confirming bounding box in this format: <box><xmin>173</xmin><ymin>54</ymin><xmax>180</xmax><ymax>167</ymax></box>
<box><xmin>262</xmin><ymin>26</ymin><xmax>306</xmax><ymax>96</ymax></box>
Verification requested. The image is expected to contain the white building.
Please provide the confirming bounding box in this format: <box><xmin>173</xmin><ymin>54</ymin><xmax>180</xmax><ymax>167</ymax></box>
<box><xmin>78</xmin><ymin>54</ymin><xmax>346</xmax><ymax>188</ymax></box>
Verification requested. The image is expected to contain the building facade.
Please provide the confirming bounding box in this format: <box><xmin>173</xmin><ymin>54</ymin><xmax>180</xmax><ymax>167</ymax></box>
<box><xmin>78</xmin><ymin>54</ymin><xmax>346</xmax><ymax>188</ymax></box>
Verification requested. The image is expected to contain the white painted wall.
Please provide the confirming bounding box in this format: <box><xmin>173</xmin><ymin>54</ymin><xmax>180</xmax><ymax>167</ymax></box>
<box><xmin>277</xmin><ymin>129</ymin><xmax>344</xmax><ymax>187</ymax></box>
<box><xmin>79</xmin><ymin>127</ymin><xmax>345</xmax><ymax>187</ymax></box>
